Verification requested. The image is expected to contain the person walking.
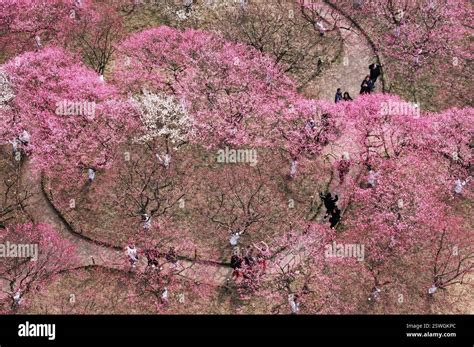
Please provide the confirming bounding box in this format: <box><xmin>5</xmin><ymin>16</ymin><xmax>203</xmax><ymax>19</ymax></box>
<box><xmin>316</xmin><ymin>21</ymin><xmax>326</xmax><ymax>36</ymax></box>
<box><xmin>12</xmin><ymin>290</ymin><xmax>23</xmax><ymax>308</ymax></box>
<box><xmin>166</xmin><ymin>246</ymin><xmax>178</xmax><ymax>266</ymax></box>
<box><xmin>9</xmin><ymin>138</ymin><xmax>18</xmax><ymax>157</ymax></box>
<box><xmin>19</xmin><ymin>130</ymin><xmax>30</xmax><ymax>146</ymax></box>
<box><xmin>288</xmin><ymin>293</ymin><xmax>300</xmax><ymax>314</ymax></box>
<box><xmin>336</xmin><ymin>153</ymin><xmax>351</xmax><ymax>184</ymax></box>
<box><xmin>156</xmin><ymin>152</ymin><xmax>171</xmax><ymax>169</ymax></box>
<box><xmin>367</xmin><ymin>167</ymin><xmax>380</xmax><ymax>188</ymax></box>
<box><xmin>87</xmin><ymin>168</ymin><xmax>95</xmax><ymax>183</ymax></box>
<box><xmin>368</xmin><ymin>63</ymin><xmax>381</xmax><ymax>84</ymax></box>
<box><xmin>335</xmin><ymin>88</ymin><xmax>343</xmax><ymax>103</ymax></box>
<box><xmin>320</xmin><ymin>192</ymin><xmax>339</xmax><ymax>217</ymax></box>
<box><xmin>329</xmin><ymin>208</ymin><xmax>341</xmax><ymax>228</ymax></box>
<box><xmin>145</xmin><ymin>247</ymin><xmax>159</xmax><ymax>268</ymax></box>
<box><xmin>305</xmin><ymin>119</ymin><xmax>316</xmax><ymax>132</ymax></box>
<box><xmin>243</xmin><ymin>246</ymin><xmax>255</xmax><ymax>267</ymax></box>
<box><xmin>126</xmin><ymin>244</ymin><xmax>138</xmax><ymax>268</ymax></box>
<box><xmin>161</xmin><ymin>287</ymin><xmax>169</xmax><ymax>304</ymax></box>
<box><xmin>142</xmin><ymin>213</ymin><xmax>152</xmax><ymax>230</ymax></box>
<box><xmin>254</xmin><ymin>241</ymin><xmax>269</xmax><ymax>273</ymax></box>
<box><xmin>229</xmin><ymin>230</ymin><xmax>243</xmax><ymax>248</ymax></box>
<box><xmin>231</xmin><ymin>248</ymin><xmax>243</xmax><ymax>280</ymax></box>
<box><xmin>289</xmin><ymin>159</ymin><xmax>298</xmax><ymax>178</ymax></box>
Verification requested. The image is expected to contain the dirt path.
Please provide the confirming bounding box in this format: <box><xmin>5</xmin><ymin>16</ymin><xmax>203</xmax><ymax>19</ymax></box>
<box><xmin>21</xmin><ymin>159</ymin><xmax>123</xmax><ymax>268</ymax></box>
<box><xmin>312</xmin><ymin>0</ymin><xmax>383</xmax><ymax>101</ymax></box>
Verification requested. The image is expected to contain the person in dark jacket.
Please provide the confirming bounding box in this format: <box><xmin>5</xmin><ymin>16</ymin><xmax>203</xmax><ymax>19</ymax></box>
<box><xmin>335</xmin><ymin>88</ymin><xmax>343</xmax><ymax>103</ymax></box>
<box><xmin>231</xmin><ymin>254</ymin><xmax>243</xmax><ymax>269</ymax></box>
<box><xmin>360</xmin><ymin>76</ymin><xmax>373</xmax><ymax>94</ymax></box>
<box><xmin>329</xmin><ymin>207</ymin><xmax>341</xmax><ymax>228</ymax></box>
<box><xmin>320</xmin><ymin>192</ymin><xmax>339</xmax><ymax>216</ymax></box>
<box><xmin>368</xmin><ymin>63</ymin><xmax>381</xmax><ymax>83</ymax></box>
<box><xmin>343</xmin><ymin>92</ymin><xmax>353</xmax><ymax>101</ymax></box>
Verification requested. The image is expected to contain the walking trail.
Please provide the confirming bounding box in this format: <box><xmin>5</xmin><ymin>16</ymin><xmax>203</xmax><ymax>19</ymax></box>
<box><xmin>311</xmin><ymin>0</ymin><xmax>383</xmax><ymax>100</ymax></box>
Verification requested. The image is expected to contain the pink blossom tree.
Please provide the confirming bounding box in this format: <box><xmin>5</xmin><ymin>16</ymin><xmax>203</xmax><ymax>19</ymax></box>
<box><xmin>61</xmin><ymin>0</ymin><xmax>127</xmax><ymax>74</ymax></box>
<box><xmin>1</xmin><ymin>47</ymin><xmax>138</xmax><ymax>180</ymax></box>
<box><xmin>325</xmin><ymin>0</ymin><xmax>473</xmax><ymax>109</ymax></box>
<box><xmin>168</xmin><ymin>0</ymin><xmax>343</xmax><ymax>90</ymax></box>
<box><xmin>0</xmin><ymin>0</ymin><xmax>127</xmax><ymax>73</ymax></box>
<box><xmin>0</xmin><ymin>0</ymin><xmax>71</xmax><ymax>60</ymax></box>
<box><xmin>0</xmin><ymin>222</ymin><xmax>77</xmax><ymax>313</ymax></box>
<box><xmin>323</xmin><ymin>94</ymin><xmax>474</xmax><ymax>312</ymax></box>
<box><xmin>111</xmin><ymin>26</ymin><xmax>315</xmax><ymax>149</ymax></box>
<box><xmin>249</xmin><ymin>222</ymin><xmax>364</xmax><ymax>314</ymax></box>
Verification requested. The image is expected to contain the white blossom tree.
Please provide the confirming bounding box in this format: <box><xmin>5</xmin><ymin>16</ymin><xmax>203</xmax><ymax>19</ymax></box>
<box><xmin>0</xmin><ymin>69</ymin><xmax>15</xmax><ymax>108</ymax></box>
<box><xmin>132</xmin><ymin>90</ymin><xmax>194</xmax><ymax>147</ymax></box>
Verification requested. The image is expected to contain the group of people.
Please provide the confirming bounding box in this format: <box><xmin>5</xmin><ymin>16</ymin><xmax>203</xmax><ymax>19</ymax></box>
<box><xmin>230</xmin><ymin>242</ymin><xmax>269</xmax><ymax>281</ymax></box>
<box><xmin>334</xmin><ymin>63</ymin><xmax>382</xmax><ymax>102</ymax></box>
<box><xmin>125</xmin><ymin>244</ymin><xmax>178</xmax><ymax>270</ymax></box>
<box><xmin>360</xmin><ymin>63</ymin><xmax>381</xmax><ymax>95</ymax></box>
<box><xmin>334</xmin><ymin>88</ymin><xmax>353</xmax><ymax>103</ymax></box>
<box><xmin>125</xmin><ymin>243</ymin><xmax>179</xmax><ymax>305</ymax></box>
<box><xmin>320</xmin><ymin>192</ymin><xmax>341</xmax><ymax>228</ymax></box>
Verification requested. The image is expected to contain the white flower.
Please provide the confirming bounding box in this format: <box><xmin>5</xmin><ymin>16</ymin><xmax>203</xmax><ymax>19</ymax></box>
<box><xmin>0</xmin><ymin>69</ymin><xmax>15</xmax><ymax>107</ymax></box>
<box><xmin>132</xmin><ymin>90</ymin><xmax>194</xmax><ymax>144</ymax></box>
